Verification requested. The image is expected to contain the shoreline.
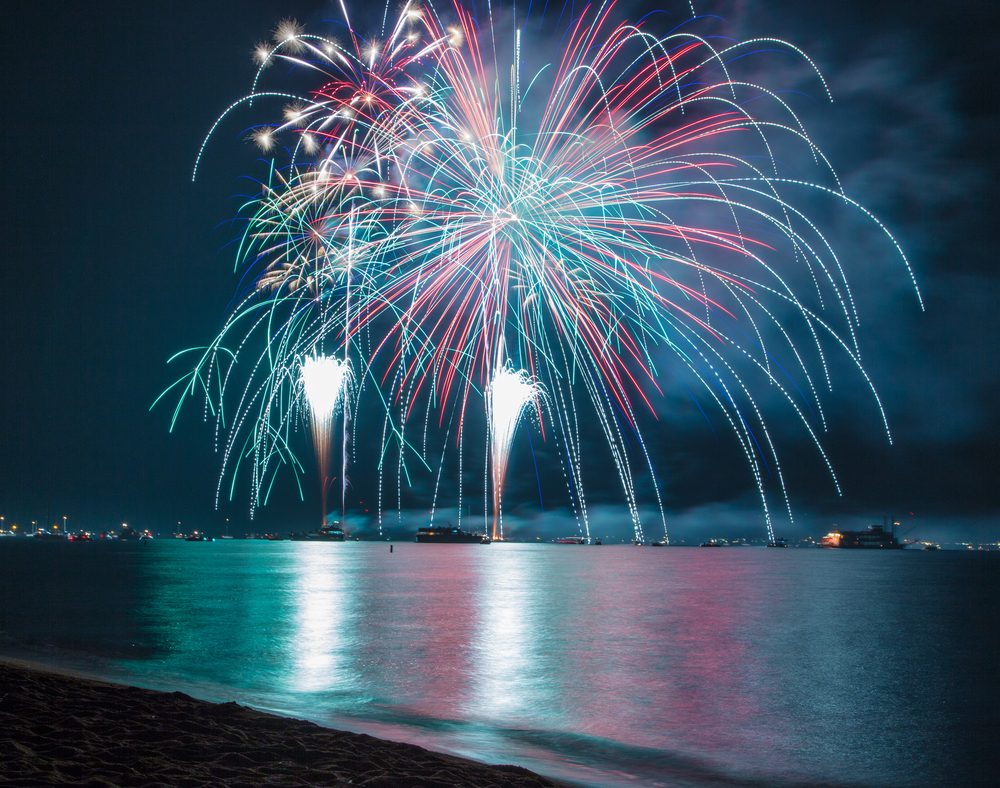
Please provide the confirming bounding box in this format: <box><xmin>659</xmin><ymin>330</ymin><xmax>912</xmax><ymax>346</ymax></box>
<box><xmin>0</xmin><ymin>658</ymin><xmax>558</xmax><ymax>786</ymax></box>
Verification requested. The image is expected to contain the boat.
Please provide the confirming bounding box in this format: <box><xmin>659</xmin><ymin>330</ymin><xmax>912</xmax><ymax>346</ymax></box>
<box><xmin>289</xmin><ymin>523</ymin><xmax>346</xmax><ymax>541</ymax></box>
<box><xmin>700</xmin><ymin>539</ymin><xmax>724</xmax><ymax>547</ymax></box>
<box><xmin>650</xmin><ymin>539</ymin><xmax>668</xmax><ymax>546</ymax></box>
<box><xmin>415</xmin><ymin>526</ymin><xmax>491</xmax><ymax>543</ymax></box>
<box><xmin>185</xmin><ymin>531</ymin><xmax>214</xmax><ymax>542</ymax></box>
<box><xmin>922</xmin><ymin>542</ymin><xmax>941</xmax><ymax>551</ymax></box>
<box><xmin>820</xmin><ymin>519</ymin><xmax>906</xmax><ymax>549</ymax></box>
<box><xmin>554</xmin><ymin>536</ymin><xmax>586</xmax><ymax>544</ymax></box>
<box><xmin>767</xmin><ymin>538</ymin><xmax>788</xmax><ymax>548</ymax></box>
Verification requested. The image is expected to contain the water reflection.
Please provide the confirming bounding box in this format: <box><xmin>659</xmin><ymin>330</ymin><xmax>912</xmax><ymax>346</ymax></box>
<box><xmin>367</xmin><ymin>544</ymin><xmax>481</xmax><ymax>716</ymax></box>
<box><xmin>0</xmin><ymin>541</ymin><xmax>996</xmax><ymax>787</ymax></box>
<box><xmin>471</xmin><ymin>546</ymin><xmax>536</xmax><ymax>721</ymax></box>
<box><xmin>289</xmin><ymin>546</ymin><xmax>356</xmax><ymax>693</ymax></box>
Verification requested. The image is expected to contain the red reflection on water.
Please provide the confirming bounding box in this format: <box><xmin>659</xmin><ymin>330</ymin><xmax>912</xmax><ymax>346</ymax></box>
<box><xmin>552</xmin><ymin>550</ymin><xmax>766</xmax><ymax>753</ymax></box>
<box><xmin>362</xmin><ymin>545</ymin><xmax>482</xmax><ymax>718</ymax></box>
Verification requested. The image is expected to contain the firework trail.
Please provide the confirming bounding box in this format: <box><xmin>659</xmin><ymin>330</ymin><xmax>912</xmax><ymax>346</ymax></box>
<box><xmin>301</xmin><ymin>355</ymin><xmax>352</xmax><ymax>526</ymax></box>
<box><xmin>487</xmin><ymin>365</ymin><xmax>542</xmax><ymax>540</ymax></box>
<box><xmin>160</xmin><ymin>0</ymin><xmax>920</xmax><ymax>542</ymax></box>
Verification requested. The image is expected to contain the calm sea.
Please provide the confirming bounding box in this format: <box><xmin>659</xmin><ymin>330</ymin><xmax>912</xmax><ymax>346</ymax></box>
<box><xmin>0</xmin><ymin>540</ymin><xmax>997</xmax><ymax>786</ymax></box>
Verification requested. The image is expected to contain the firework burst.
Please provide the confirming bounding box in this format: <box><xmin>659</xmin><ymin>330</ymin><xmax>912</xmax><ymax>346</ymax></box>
<box><xmin>161</xmin><ymin>0</ymin><xmax>920</xmax><ymax>541</ymax></box>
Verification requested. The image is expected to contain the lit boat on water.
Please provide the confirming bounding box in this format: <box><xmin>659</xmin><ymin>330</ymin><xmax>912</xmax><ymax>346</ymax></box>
<box><xmin>554</xmin><ymin>536</ymin><xmax>586</xmax><ymax>544</ymax></box>
<box><xmin>415</xmin><ymin>526</ymin><xmax>491</xmax><ymax>543</ymax></box>
<box><xmin>184</xmin><ymin>531</ymin><xmax>214</xmax><ymax>542</ymax></box>
<box><xmin>820</xmin><ymin>519</ymin><xmax>906</xmax><ymax>549</ymax></box>
<box><xmin>289</xmin><ymin>523</ymin><xmax>346</xmax><ymax>541</ymax></box>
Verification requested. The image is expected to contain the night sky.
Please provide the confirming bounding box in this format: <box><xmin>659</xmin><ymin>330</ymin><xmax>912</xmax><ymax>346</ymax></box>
<box><xmin>2</xmin><ymin>0</ymin><xmax>997</xmax><ymax>541</ymax></box>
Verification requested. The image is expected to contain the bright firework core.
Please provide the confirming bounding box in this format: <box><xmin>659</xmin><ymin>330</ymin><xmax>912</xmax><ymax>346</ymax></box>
<box><xmin>301</xmin><ymin>355</ymin><xmax>352</xmax><ymax>525</ymax></box>
<box><xmin>488</xmin><ymin>367</ymin><xmax>541</xmax><ymax>541</ymax></box>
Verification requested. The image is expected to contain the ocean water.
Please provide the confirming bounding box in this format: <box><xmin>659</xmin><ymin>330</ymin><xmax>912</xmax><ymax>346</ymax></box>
<box><xmin>0</xmin><ymin>539</ymin><xmax>997</xmax><ymax>786</ymax></box>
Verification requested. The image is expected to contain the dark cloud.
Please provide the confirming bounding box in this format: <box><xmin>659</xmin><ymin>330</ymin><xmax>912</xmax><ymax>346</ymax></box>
<box><xmin>623</xmin><ymin>0</ymin><xmax>1000</xmax><ymax>528</ymax></box>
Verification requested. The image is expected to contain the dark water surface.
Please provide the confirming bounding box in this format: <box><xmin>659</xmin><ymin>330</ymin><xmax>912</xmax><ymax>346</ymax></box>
<box><xmin>1</xmin><ymin>540</ymin><xmax>997</xmax><ymax>786</ymax></box>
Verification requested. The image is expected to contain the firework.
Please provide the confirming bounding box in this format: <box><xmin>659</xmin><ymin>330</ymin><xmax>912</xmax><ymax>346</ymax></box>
<box><xmin>301</xmin><ymin>355</ymin><xmax>352</xmax><ymax>525</ymax></box>
<box><xmin>163</xmin><ymin>0</ymin><xmax>920</xmax><ymax>542</ymax></box>
<box><xmin>487</xmin><ymin>365</ymin><xmax>542</xmax><ymax>541</ymax></box>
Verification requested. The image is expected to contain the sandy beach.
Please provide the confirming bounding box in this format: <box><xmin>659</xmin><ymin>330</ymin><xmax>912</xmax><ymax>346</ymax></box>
<box><xmin>0</xmin><ymin>660</ymin><xmax>557</xmax><ymax>786</ymax></box>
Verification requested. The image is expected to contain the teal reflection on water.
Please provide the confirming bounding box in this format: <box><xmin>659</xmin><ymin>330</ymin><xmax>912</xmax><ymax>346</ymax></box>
<box><xmin>289</xmin><ymin>546</ymin><xmax>355</xmax><ymax>693</ymax></box>
<box><xmin>1</xmin><ymin>539</ymin><xmax>997</xmax><ymax>787</ymax></box>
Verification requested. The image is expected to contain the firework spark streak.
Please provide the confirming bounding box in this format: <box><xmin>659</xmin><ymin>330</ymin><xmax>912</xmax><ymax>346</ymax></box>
<box><xmin>159</xmin><ymin>0</ymin><xmax>920</xmax><ymax>542</ymax></box>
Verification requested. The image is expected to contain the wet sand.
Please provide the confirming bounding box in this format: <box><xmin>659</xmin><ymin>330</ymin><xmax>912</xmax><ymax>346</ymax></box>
<box><xmin>0</xmin><ymin>660</ymin><xmax>557</xmax><ymax>786</ymax></box>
